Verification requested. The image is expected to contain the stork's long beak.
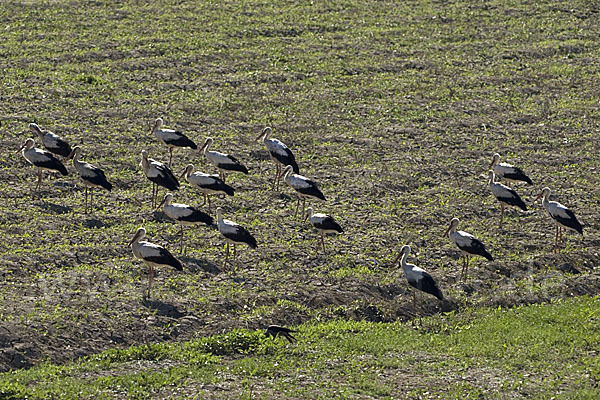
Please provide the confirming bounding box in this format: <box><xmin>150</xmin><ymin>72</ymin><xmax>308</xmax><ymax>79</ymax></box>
<box><xmin>532</xmin><ymin>192</ymin><xmax>543</xmax><ymax>205</ymax></box>
<box><xmin>255</xmin><ymin>131</ymin><xmax>264</xmax><ymax>142</ymax></box>
<box><xmin>128</xmin><ymin>231</ymin><xmax>142</xmax><ymax>246</ymax></box>
<box><xmin>16</xmin><ymin>144</ymin><xmax>26</xmax><ymax>153</ymax></box>
<box><xmin>65</xmin><ymin>149</ymin><xmax>76</xmax><ymax>161</ymax></box>
<box><xmin>303</xmin><ymin>211</ymin><xmax>309</xmax><ymax>222</ymax></box>
<box><xmin>198</xmin><ymin>142</ymin><xmax>207</xmax><ymax>153</ymax></box>
<box><xmin>444</xmin><ymin>224</ymin><xmax>452</xmax><ymax>237</ymax></box>
<box><xmin>392</xmin><ymin>250</ymin><xmax>403</xmax><ymax>265</ymax></box>
<box><xmin>157</xmin><ymin>197</ymin><xmax>167</xmax><ymax>210</ymax></box>
<box><xmin>178</xmin><ymin>168</ymin><xmax>187</xmax><ymax>180</ymax></box>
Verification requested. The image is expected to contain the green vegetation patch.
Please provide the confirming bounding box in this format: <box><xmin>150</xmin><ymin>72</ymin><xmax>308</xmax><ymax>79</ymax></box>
<box><xmin>2</xmin><ymin>296</ymin><xmax>599</xmax><ymax>398</ymax></box>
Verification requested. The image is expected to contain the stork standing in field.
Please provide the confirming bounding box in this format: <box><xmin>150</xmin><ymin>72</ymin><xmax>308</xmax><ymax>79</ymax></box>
<box><xmin>393</xmin><ymin>245</ymin><xmax>443</xmax><ymax>314</ymax></box>
<box><xmin>179</xmin><ymin>164</ymin><xmax>234</xmax><ymax>210</ymax></box>
<box><xmin>150</xmin><ymin>117</ymin><xmax>197</xmax><ymax>167</ymax></box>
<box><xmin>216</xmin><ymin>207</ymin><xmax>257</xmax><ymax>267</ymax></box>
<box><xmin>489</xmin><ymin>153</ymin><xmax>533</xmax><ymax>186</ymax></box>
<box><xmin>18</xmin><ymin>138</ymin><xmax>68</xmax><ymax>193</ymax></box>
<box><xmin>199</xmin><ymin>137</ymin><xmax>248</xmax><ymax>183</ymax></box>
<box><xmin>129</xmin><ymin>227</ymin><xmax>183</xmax><ymax>298</ymax></box>
<box><xmin>255</xmin><ymin>127</ymin><xmax>299</xmax><ymax>191</ymax></box>
<box><xmin>305</xmin><ymin>207</ymin><xmax>343</xmax><ymax>250</ymax></box>
<box><xmin>140</xmin><ymin>150</ymin><xmax>179</xmax><ymax>207</ymax></box>
<box><xmin>282</xmin><ymin>165</ymin><xmax>325</xmax><ymax>218</ymax></box>
<box><xmin>534</xmin><ymin>187</ymin><xmax>583</xmax><ymax>253</ymax></box>
<box><xmin>158</xmin><ymin>193</ymin><xmax>214</xmax><ymax>250</ymax></box>
<box><xmin>488</xmin><ymin>170</ymin><xmax>527</xmax><ymax>228</ymax></box>
<box><xmin>29</xmin><ymin>123</ymin><xmax>72</xmax><ymax>158</ymax></box>
<box><xmin>445</xmin><ymin>217</ymin><xmax>493</xmax><ymax>280</ymax></box>
<box><xmin>66</xmin><ymin>146</ymin><xmax>112</xmax><ymax>213</ymax></box>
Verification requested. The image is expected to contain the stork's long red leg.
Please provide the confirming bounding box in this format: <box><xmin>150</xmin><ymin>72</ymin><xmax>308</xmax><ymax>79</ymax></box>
<box><xmin>321</xmin><ymin>231</ymin><xmax>325</xmax><ymax>250</ymax></box>
<box><xmin>272</xmin><ymin>166</ymin><xmax>279</xmax><ymax>190</ymax></box>
<box><xmin>148</xmin><ymin>265</ymin><xmax>154</xmax><ymax>297</ymax></box>
<box><xmin>500</xmin><ymin>203</ymin><xmax>505</xmax><ymax>228</ymax></box>
<box><xmin>36</xmin><ymin>168</ymin><xmax>42</xmax><ymax>192</ymax></box>
<box><xmin>179</xmin><ymin>225</ymin><xmax>184</xmax><ymax>250</ymax></box>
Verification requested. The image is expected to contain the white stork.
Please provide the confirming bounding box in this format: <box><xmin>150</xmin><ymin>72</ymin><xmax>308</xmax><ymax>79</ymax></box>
<box><xmin>198</xmin><ymin>137</ymin><xmax>248</xmax><ymax>182</ymax></box>
<box><xmin>179</xmin><ymin>164</ymin><xmax>234</xmax><ymax>209</ymax></box>
<box><xmin>216</xmin><ymin>207</ymin><xmax>257</xmax><ymax>266</ymax></box>
<box><xmin>28</xmin><ymin>123</ymin><xmax>72</xmax><ymax>158</ymax></box>
<box><xmin>255</xmin><ymin>127</ymin><xmax>299</xmax><ymax>191</ymax></box>
<box><xmin>282</xmin><ymin>165</ymin><xmax>326</xmax><ymax>218</ymax></box>
<box><xmin>534</xmin><ymin>187</ymin><xmax>583</xmax><ymax>253</ymax></box>
<box><xmin>445</xmin><ymin>217</ymin><xmax>493</xmax><ymax>280</ymax></box>
<box><xmin>305</xmin><ymin>207</ymin><xmax>343</xmax><ymax>250</ymax></box>
<box><xmin>150</xmin><ymin>117</ymin><xmax>197</xmax><ymax>167</ymax></box>
<box><xmin>488</xmin><ymin>170</ymin><xmax>527</xmax><ymax>228</ymax></box>
<box><xmin>489</xmin><ymin>153</ymin><xmax>532</xmax><ymax>186</ymax></box>
<box><xmin>393</xmin><ymin>245</ymin><xmax>443</xmax><ymax>314</ymax></box>
<box><xmin>158</xmin><ymin>193</ymin><xmax>214</xmax><ymax>249</ymax></box>
<box><xmin>18</xmin><ymin>138</ymin><xmax>68</xmax><ymax>192</ymax></box>
<box><xmin>140</xmin><ymin>150</ymin><xmax>179</xmax><ymax>207</ymax></box>
<box><xmin>129</xmin><ymin>227</ymin><xmax>183</xmax><ymax>298</ymax></box>
<box><xmin>66</xmin><ymin>146</ymin><xmax>112</xmax><ymax>214</ymax></box>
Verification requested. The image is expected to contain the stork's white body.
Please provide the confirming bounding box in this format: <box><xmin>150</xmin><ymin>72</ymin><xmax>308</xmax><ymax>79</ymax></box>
<box><xmin>536</xmin><ymin>187</ymin><xmax>583</xmax><ymax>253</ymax></box>
<box><xmin>215</xmin><ymin>207</ymin><xmax>257</xmax><ymax>267</ymax></box>
<box><xmin>186</xmin><ymin>171</ymin><xmax>226</xmax><ymax>195</ymax></box>
<box><xmin>199</xmin><ymin>137</ymin><xmax>248</xmax><ymax>182</ymax></box>
<box><xmin>19</xmin><ymin>138</ymin><xmax>68</xmax><ymax>193</ymax></box>
<box><xmin>68</xmin><ymin>146</ymin><xmax>112</xmax><ymax>213</ymax></box>
<box><xmin>129</xmin><ymin>227</ymin><xmax>183</xmax><ymax>297</ymax></box>
<box><xmin>29</xmin><ymin>123</ymin><xmax>72</xmax><ymax>157</ymax></box>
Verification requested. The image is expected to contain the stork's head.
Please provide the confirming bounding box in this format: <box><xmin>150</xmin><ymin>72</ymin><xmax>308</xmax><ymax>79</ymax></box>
<box><xmin>304</xmin><ymin>206</ymin><xmax>314</xmax><ymax>222</ymax></box>
<box><xmin>199</xmin><ymin>137</ymin><xmax>214</xmax><ymax>153</ymax></box>
<box><xmin>282</xmin><ymin>164</ymin><xmax>294</xmax><ymax>178</ymax></box>
<box><xmin>489</xmin><ymin>153</ymin><xmax>500</xmax><ymax>168</ymax></box>
<box><xmin>129</xmin><ymin>227</ymin><xmax>147</xmax><ymax>246</ymax></box>
<box><xmin>179</xmin><ymin>164</ymin><xmax>194</xmax><ymax>179</ymax></box>
<box><xmin>255</xmin><ymin>126</ymin><xmax>272</xmax><ymax>142</ymax></box>
<box><xmin>445</xmin><ymin>217</ymin><xmax>460</xmax><ymax>237</ymax></box>
<box><xmin>17</xmin><ymin>138</ymin><xmax>36</xmax><ymax>153</ymax></box>
<box><xmin>393</xmin><ymin>244</ymin><xmax>411</xmax><ymax>265</ymax></box>
<box><xmin>158</xmin><ymin>193</ymin><xmax>173</xmax><ymax>209</ymax></box>
<box><xmin>28</xmin><ymin>123</ymin><xmax>43</xmax><ymax>135</ymax></box>
<box><xmin>66</xmin><ymin>146</ymin><xmax>82</xmax><ymax>161</ymax></box>
<box><xmin>534</xmin><ymin>187</ymin><xmax>552</xmax><ymax>204</ymax></box>
<box><xmin>152</xmin><ymin>117</ymin><xmax>164</xmax><ymax>131</ymax></box>
<box><xmin>215</xmin><ymin>206</ymin><xmax>223</xmax><ymax>220</ymax></box>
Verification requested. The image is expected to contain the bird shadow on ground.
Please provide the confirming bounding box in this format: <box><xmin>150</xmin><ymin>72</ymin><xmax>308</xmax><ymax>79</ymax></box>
<box><xmin>52</xmin><ymin>181</ymin><xmax>76</xmax><ymax>189</ymax></box>
<box><xmin>33</xmin><ymin>201</ymin><xmax>72</xmax><ymax>214</ymax></box>
<box><xmin>152</xmin><ymin>210</ymin><xmax>169</xmax><ymax>222</ymax></box>
<box><xmin>82</xmin><ymin>218</ymin><xmax>105</xmax><ymax>229</ymax></box>
<box><xmin>249</xmin><ymin>149</ymin><xmax>270</xmax><ymax>160</ymax></box>
<box><xmin>181</xmin><ymin>256</ymin><xmax>222</xmax><ymax>275</ymax></box>
<box><xmin>141</xmin><ymin>298</ymin><xmax>186</xmax><ymax>319</ymax></box>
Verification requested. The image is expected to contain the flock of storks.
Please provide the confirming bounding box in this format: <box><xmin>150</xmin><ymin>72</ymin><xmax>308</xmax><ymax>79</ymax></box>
<box><xmin>18</xmin><ymin>120</ymin><xmax>343</xmax><ymax>298</ymax></box>
<box><xmin>18</xmin><ymin>120</ymin><xmax>584</xmax><ymax>314</ymax></box>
